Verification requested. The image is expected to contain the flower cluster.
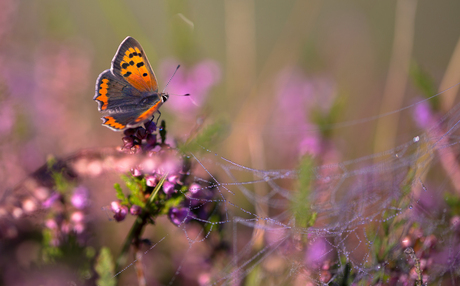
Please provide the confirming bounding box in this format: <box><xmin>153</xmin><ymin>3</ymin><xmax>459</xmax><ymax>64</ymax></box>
<box><xmin>43</xmin><ymin>185</ymin><xmax>90</xmax><ymax>246</ymax></box>
<box><xmin>109</xmin><ymin>121</ymin><xmax>215</xmax><ymax>227</ymax></box>
<box><xmin>121</xmin><ymin>120</ymin><xmax>159</xmax><ymax>154</ymax></box>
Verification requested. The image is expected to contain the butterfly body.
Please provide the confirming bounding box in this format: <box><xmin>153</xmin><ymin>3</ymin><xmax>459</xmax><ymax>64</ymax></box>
<box><xmin>94</xmin><ymin>37</ymin><xmax>168</xmax><ymax>131</ymax></box>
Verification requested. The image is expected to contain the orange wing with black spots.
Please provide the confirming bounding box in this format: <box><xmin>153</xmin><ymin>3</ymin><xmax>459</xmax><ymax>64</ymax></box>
<box><xmin>94</xmin><ymin>37</ymin><xmax>168</xmax><ymax>131</ymax></box>
<box><xmin>111</xmin><ymin>37</ymin><xmax>158</xmax><ymax>93</ymax></box>
<box><xmin>94</xmin><ymin>70</ymin><xmax>142</xmax><ymax>112</ymax></box>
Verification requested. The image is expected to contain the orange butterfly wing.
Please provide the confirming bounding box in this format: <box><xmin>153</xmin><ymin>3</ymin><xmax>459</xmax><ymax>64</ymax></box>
<box><xmin>111</xmin><ymin>37</ymin><xmax>158</xmax><ymax>93</ymax></box>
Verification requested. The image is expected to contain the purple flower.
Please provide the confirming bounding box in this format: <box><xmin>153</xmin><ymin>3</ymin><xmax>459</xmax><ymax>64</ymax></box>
<box><xmin>413</xmin><ymin>100</ymin><xmax>433</xmax><ymax>129</ymax></box>
<box><xmin>122</xmin><ymin>136</ymin><xmax>135</xmax><ymax>149</ymax></box>
<box><xmin>274</xmin><ymin>67</ymin><xmax>336</xmax><ymax>157</ymax></box>
<box><xmin>304</xmin><ymin>237</ymin><xmax>329</xmax><ymax>269</ymax></box>
<box><xmin>163</xmin><ymin>181</ymin><xmax>176</xmax><ymax>195</ymax></box>
<box><xmin>186</xmin><ymin>183</ymin><xmax>214</xmax><ymax>209</ymax></box>
<box><xmin>135</xmin><ymin>127</ymin><xmax>147</xmax><ymax>140</ymax></box>
<box><xmin>168</xmin><ymin>175</ymin><xmax>179</xmax><ymax>184</ymax></box>
<box><xmin>144</xmin><ymin>121</ymin><xmax>156</xmax><ymax>133</ymax></box>
<box><xmin>123</xmin><ymin>128</ymin><xmax>137</xmax><ymax>136</ymax></box>
<box><xmin>168</xmin><ymin>207</ymin><xmax>193</xmax><ymax>226</ymax></box>
<box><xmin>131</xmin><ymin>167</ymin><xmax>143</xmax><ymax>177</ymax></box>
<box><xmin>70</xmin><ymin>211</ymin><xmax>86</xmax><ymax>234</ymax></box>
<box><xmin>42</xmin><ymin>192</ymin><xmax>61</xmax><ymax>209</ymax></box>
<box><xmin>45</xmin><ymin>218</ymin><xmax>58</xmax><ymax>230</ymax></box>
<box><xmin>70</xmin><ymin>211</ymin><xmax>84</xmax><ymax>223</ymax></box>
<box><xmin>160</xmin><ymin>59</ymin><xmax>221</xmax><ymax>116</ymax></box>
<box><xmin>145</xmin><ymin>175</ymin><xmax>158</xmax><ymax>187</ymax></box>
<box><xmin>130</xmin><ymin>204</ymin><xmax>142</xmax><ymax>215</ymax></box>
<box><xmin>146</xmin><ymin>133</ymin><xmax>157</xmax><ymax>146</ymax></box>
<box><xmin>298</xmin><ymin>135</ymin><xmax>321</xmax><ymax>157</ymax></box>
<box><xmin>188</xmin><ymin>183</ymin><xmax>201</xmax><ymax>195</ymax></box>
<box><xmin>71</xmin><ymin>186</ymin><xmax>89</xmax><ymax>209</ymax></box>
<box><xmin>111</xmin><ymin>201</ymin><xmax>128</xmax><ymax>222</ymax></box>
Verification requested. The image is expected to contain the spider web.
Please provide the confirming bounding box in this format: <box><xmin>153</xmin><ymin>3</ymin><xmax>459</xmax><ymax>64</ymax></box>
<box><xmin>114</xmin><ymin>96</ymin><xmax>460</xmax><ymax>285</ymax></box>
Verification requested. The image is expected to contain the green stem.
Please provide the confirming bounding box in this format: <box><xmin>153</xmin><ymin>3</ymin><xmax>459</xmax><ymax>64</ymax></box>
<box><xmin>114</xmin><ymin>173</ymin><xmax>169</xmax><ymax>276</ymax></box>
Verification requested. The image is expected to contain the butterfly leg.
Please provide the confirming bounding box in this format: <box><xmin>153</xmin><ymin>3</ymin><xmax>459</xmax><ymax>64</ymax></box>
<box><xmin>155</xmin><ymin>111</ymin><xmax>162</xmax><ymax>126</ymax></box>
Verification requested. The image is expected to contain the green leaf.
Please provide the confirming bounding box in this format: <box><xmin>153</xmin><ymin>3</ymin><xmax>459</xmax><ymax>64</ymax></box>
<box><xmin>95</xmin><ymin>247</ymin><xmax>116</xmax><ymax>286</ymax></box>
<box><xmin>121</xmin><ymin>175</ymin><xmax>146</xmax><ymax>208</ymax></box>
<box><xmin>41</xmin><ymin>229</ymin><xmax>63</xmax><ymax>263</ymax></box>
<box><xmin>291</xmin><ymin>155</ymin><xmax>316</xmax><ymax>228</ymax></box>
<box><xmin>114</xmin><ymin>183</ymin><xmax>126</xmax><ymax>201</ymax></box>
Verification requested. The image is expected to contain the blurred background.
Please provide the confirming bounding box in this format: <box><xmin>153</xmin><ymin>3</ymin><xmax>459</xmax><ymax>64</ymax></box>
<box><xmin>2</xmin><ymin>0</ymin><xmax>460</xmax><ymax>285</ymax></box>
<box><xmin>1</xmin><ymin>0</ymin><xmax>460</xmax><ymax>187</ymax></box>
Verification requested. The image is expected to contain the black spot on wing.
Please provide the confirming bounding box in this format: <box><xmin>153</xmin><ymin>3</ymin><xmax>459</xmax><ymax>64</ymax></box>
<box><xmin>136</xmin><ymin>62</ymin><xmax>144</xmax><ymax>68</ymax></box>
<box><xmin>123</xmin><ymin>71</ymin><xmax>132</xmax><ymax>77</ymax></box>
<box><xmin>122</xmin><ymin>63</ymin><xmax>129</xmax><ymax>69</ymax></box>
<box><xmin>143</xmin><ymin>73</ymin><xmax>148</xmax><ymax>77</ymax></box>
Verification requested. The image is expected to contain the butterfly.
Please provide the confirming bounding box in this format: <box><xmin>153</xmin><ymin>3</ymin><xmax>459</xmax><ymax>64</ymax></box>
<box><xmin>94</xmin><ymin>36</ymin><xmax>169</xmax><ymax>131</ymax></box>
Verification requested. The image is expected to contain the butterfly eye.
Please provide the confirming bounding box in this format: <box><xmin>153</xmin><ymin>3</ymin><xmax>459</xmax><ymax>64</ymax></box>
<box><xmin>162</xmin><ymin>94</ymin><xmax>169</xmax><ymax>103</ymax></box>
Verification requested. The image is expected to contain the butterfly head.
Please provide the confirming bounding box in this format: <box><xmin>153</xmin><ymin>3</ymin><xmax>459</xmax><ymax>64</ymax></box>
<box><xmin>161</xmin><ymin>93</ymin><xmax>169</xmax><ymax>103</ymax></box>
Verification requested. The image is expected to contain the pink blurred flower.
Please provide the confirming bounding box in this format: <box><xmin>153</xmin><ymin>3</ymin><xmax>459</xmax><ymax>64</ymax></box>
<box><xmin>160</xmin><ymin>59</ymin><xmax>221</xmax><ymax>116</ymax></box>
<box><xmin>298</xmin><ymin>134</ymin><xmax>321</xmax><ymax>156</ymax></box>
<box><xmin>111</xmin><ymin>200</ymin><xmax>128</xmax><ymax>222</ymax></box>
<box><xmin>413</xmin><ymin>100</ymin><xmax>435</xmax><ymax>129</ymax></box>
<box><xmin>70</xmin><ymin>186</ymin><xmax>89</xmax><ymax>209</ymax></box>
<box><xmin>163</xmin><ymin>181</ymin><xmax>176</xmax><ymax>195</ymax></box>
<box><xmin>304</xmin><ymin>237</ymin><xmax>329</xmax><ymax>269</ymax></box>
<box><xmin>189</xmin><ymin>183</ymin><xmax>201</xmax><ymax>195</ymax></box>
<box><xmin>130</xmin><ymin>204</ymin><xmax>142</xmax><ymax>215</ymax></box>
<box><xmin>145</xmin><ymin>175</ymin><xmax>158</xmax><ymax>187</ymax></box>
<box><xmin>42</xmin><ymin>192</ymin><xmax>61</xmax><ymax>209</ymax></box>
<box><xmin>274</xmin><ymin>67</ymin><xmax>337</xmax><ymax>157</ymax></box>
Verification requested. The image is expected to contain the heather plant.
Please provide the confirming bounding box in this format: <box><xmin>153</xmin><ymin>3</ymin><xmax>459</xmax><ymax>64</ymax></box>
<box><xmin>2</xmin><ymin>1</ymin><xmax>460</xmax><ymax>286</ymax></box>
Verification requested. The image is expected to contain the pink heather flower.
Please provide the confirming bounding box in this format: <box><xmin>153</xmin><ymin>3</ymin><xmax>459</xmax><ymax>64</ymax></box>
<box><xmin>168</xmin><ymin>207</ymin><xmax>193</xmax><ymax>226</ymax></box>
<box><xmin>274</xmin><ymin>67</ymin><xmax>336</xmax><ymax>156</ymax></box>
<box><xmin>73</xmin><ymin>223</ymin><xmax>85</xmax><ymax>234</ymax></box>
<box><xmin>70</xmin><ymin>211</ymin><xmax>85</xmax><ymax>224</ymax></box>
<box><xmin>160</xmin><ymin>59</ymin><xmax>221</xmax><ymax>116</ymax></box>
<box><xmin>130</xmin><ymin>204</ymin><xmax>142</xmax><ymax>215</ymax></box>
<box><xmin>111</xmin><ymin>200</ymin><xmax>128</xmax><ymax>222</ymax></box>
<box><xmin>110</xmin><ymin>201</ymin><xmax>122</xmax><ymax>213</ymax></box>
<box><xmin>163</xmin><ymin>181</ymin><xmax>176</xmax><ymax>195</ymax></box>
<box><xmin>145</xmin><ymin>175</ymin><xmax>158</xmax><ymax>187</ymax></box>
<box><xmin>45</xmin><ymin>218</ymin><xmax>58</xmax><ymax>230</ymax></box>
<box><xmin>61</xmin><ymin>221</ymin><xmax>71</xmax><ymax>234</ymax></box>
<box><xmin>168</xmin><ymin>175</ymin><xmax>179</xmax><ymax>184</ymax></box>
<box><xmin>304</xmin><ymin>237</ymin><xmax>328</xmax><ymax>269</ymax></box>
<box><xmin>144</xmin><ymin>121</ymin><xmax>157</xmax><ymax>133</ymax></box>
<box><xmin>189</xmin><ymin>183</ymin><xmax>201</xmax><ymax>195</ymax></box>
<box><xmin>71</xmin><ymin>186</ymin><xmax>89</xmax><ymax>209</ymax></box>
<box><xmin>413</xmin><ymin>100</ymin><xmax>434</xmax><ymax>129</ymax></box>
<box><xmin>131</xmin><ymin>167</ymin><xmax>143</xmax><ymax>177</ymax></box>
<box><xmin>298</xmin><ymin>134</ymin><xmax>321</xmax><ymax>157</ymax></box>
<box><xmin>42</xmin><ymin>192</ymin><xmax>61</xmax><ymax>209</ymax></box>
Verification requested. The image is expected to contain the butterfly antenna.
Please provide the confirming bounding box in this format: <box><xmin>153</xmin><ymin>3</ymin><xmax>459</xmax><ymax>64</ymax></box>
<box><xmin>163</xmin><ymin>65</ymin><xmax>181</xmax><ymax>93</ymax></box>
